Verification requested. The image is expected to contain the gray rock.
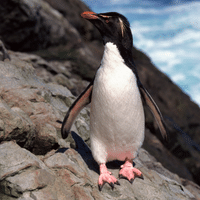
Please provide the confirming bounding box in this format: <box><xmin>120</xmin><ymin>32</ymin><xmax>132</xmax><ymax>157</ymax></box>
<box><xmin>0</xmin><ymin>0</ymin><xmax>100</xmax><ymax>80</ymax></box>
<box><xmin>6</xmin><ymin>168</ymin><xmax>55</xmax><ymax>194</ymax></box>
<box><xmin>0</xmin><ymin>141</ymin><xmax>198</xmax><ymax>200</ymax></box>
<box><xmin>0</xmin><ymin>193</ymin><xmax>17</xmax><ymax>200</ymax></box>
<box><xmin>143</xmin><ymin>129</ymin><xmax>194</xmax><ymax>182</ymax></box>
<box><xmin>43</xmin><ymin>0</ymin><xmax>101</xmax><ymax>41</ymax></box>
<box><xmin>0</xmin><ymin>40</ymin><xmax>10</xmax><ymax>61</ymax></box>
<box><xmin>0</xmin><ymin>52</ymin><xmax>78</xmax><ymax>154</ymax></box>
<box><xmin>0</xmin><ymin>48</ymin><xmax>199</xmax><ymax>199</ymax></box>
<box><xmin>0</xmin><ymin>0</ymin><xmax>80</xmax><ymax>51</ymax></box>
<box><xmin>0</xmin><ymin>49</ymin><xmax>92</xmax><ymax>155</ymax></box>
<box><xmin>0</xmin><ymin>142</ymin><xmax>52</xmax><ymax>198</ymax></box>
<box><xmin>18</xmin><ymin>192</ymin><xmax>34</xmax><ymax>200</ymax></box>
<box><xmin>11</xmin><ymin>51</ymin><xmax>91</xmax><ymax>96</ymax></box>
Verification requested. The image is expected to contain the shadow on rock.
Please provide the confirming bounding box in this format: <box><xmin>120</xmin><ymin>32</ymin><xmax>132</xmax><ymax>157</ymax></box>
<box><xmin>69</xmin><ymin>131</ymin><xmax>134</xmax><ymax>173</ymax></box>
<box><xmin>70</xmin><ymin>131</ymin><xmax>99</xmax><ymax>173</ymax></box>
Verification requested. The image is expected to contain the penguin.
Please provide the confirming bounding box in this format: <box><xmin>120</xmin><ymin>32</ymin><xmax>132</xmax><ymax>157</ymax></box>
<box><xmin>61</xmin><ymin>11</ymin><xmax>167</xmax><ymax>190</ymax></box>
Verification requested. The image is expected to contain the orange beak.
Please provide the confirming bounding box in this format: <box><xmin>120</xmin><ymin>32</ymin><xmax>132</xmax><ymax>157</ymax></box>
<box><xmin>81</xmin><ymin>11</ymin><xmax>99</xmax><ymax>20</ymax></box>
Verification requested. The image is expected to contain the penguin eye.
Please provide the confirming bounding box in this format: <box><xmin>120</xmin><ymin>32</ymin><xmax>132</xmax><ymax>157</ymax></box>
<box><xmin>99</xmin><ymin>15</ymin><xmax>111</xmax><ymax>23</ymax></box>
<box><xmin>99</xmin><ymin>15</ymin><xmax>110</xmax><ymax>23</ymax></box>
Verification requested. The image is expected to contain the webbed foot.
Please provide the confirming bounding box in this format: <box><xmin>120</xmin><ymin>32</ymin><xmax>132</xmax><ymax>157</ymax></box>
<box><xmin>119</xmin><ymin>159</ymin><xmax>143</xmax><ymax>183</ymax></box>
<box><xmin>98</xmin><ymin>163</ymin><xmax>120</xmax><ymax>190</ymax></box>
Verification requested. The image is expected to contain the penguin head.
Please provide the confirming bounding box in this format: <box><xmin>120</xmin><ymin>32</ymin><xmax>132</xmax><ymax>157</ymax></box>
<box><xmin>81</xmin><ymin>11</ymin><xmax>133</xmax><ymax>51</ymax></box>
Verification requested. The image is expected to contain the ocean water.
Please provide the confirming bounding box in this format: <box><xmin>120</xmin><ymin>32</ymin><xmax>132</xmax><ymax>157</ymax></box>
<box><xmin>81</xmin><ymin>0</ymin><xmax>200</xmax><ymax>107</ymax></box>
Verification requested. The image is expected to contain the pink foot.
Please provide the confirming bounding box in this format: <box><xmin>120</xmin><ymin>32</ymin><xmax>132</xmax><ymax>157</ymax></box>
<box><xmin>119</xmin><ymin>159</ymin><xmax>143</xmax><ymax>183</ymax></box>
<box><xmin>98</xmin><ymin>163</ymin><xmax>120</xmax><ymax>190</ymax></box>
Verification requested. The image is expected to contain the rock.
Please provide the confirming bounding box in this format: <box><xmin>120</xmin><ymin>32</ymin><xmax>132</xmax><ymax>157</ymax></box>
<box><xmin>182</xmin><ymin>179</ymin><xmax>200</xmax><ymax>200</ymax></box>
<box><xmin>143</xmin><ymin>129</ymin><xmax>194</xmax><ymax>182</ymax></box>
<box><xmin>0</xmin><ymin>102</ymin><xmax>35</xmax><ymax>149</ymax></box>
<box><xmin>9</xmin><ymin>52</ymin><xmax>90</xmax><ymax>96</ymax></box>
<box><xmin>0</xmin><ymin>141</ymin><xmax>198</xmax><ymax>200</ymax></box>
<box><xmin>0</xmin><ymin>51</ymin><xmax>91</xmax><ymax>154</ymax></box>
<box><xmin>0</xmin><ymin>141</ymin><xmax>47</xmax><ymax>181</ymax></box>
<box><xmin>0</xmin><ymin>0</ymin><xmax>101</xmax><ymax>80</ymax></box>
<box><xmin>0</xmin><ymin>0</ymin><xmax>80</xmax><ymax>51</ymax></box>
<box><xmin>0</xmin><ymin>49</ymin><xmax>197</xmax><ymax>198</ymax></box>
<box><xmin>43</xmin><ymin>0</ymin><xmax>101</xmax><ymax>41</ymax></box>
<box><xmin>4</xmin><ymin>168</ymin><xmax>55</xmax><ymax>197</ymax></box>
<box><xmin>0</xmin><ymin>40</ymin><xmax>10</xmax><ymax>61</ymax></box>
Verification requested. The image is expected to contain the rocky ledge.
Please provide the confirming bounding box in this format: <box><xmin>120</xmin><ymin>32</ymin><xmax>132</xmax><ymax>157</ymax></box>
<box><xmin>0</xmin><ymin>50</ymin><xmax>199</xmax><ymax>199</ymax></box>
<box><xmin>0</xmin><ymin>140</ymin><xmax>197</xmax><ymax>200</ymax></box>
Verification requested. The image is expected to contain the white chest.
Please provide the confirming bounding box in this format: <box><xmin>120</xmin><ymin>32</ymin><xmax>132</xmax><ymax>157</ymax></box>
<box><xmin>90</xmin><ymin>42</ymin><xmax>145</xmax><ymax>163</ymax></box>
<box><xmin>93</xmin><ymin>42</ymin><xmax>139</xmax><ymax>108</ymax></box>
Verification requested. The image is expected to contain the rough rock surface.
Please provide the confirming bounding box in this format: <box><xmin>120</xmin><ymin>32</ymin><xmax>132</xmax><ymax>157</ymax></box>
<box><xmin>0</xmin><ymin>141</ymin><xmax>198</xmax><ymax>200</ymax></box>
<box><xmin>0</xmin><ymin>40</ymin><xmax>10</xmax><ymax>61</ymax></box>
<box><xmin>43</xmin><ymin>0</ymin><xmax>102</xmax><ymax>41</ymax></box>
<box><xmin>0</xmin><ymin>0</ymin><xmax>100</xmax><ymax>80</ymax></box>
<box><xmin>0</xmin><ymin>51</ymin><xmax>88</xmax><ymax>154</ymax></box>
<box><xmin>0</xmin><ymin>49</ymin><xmax>199</xmax><ymax>199</ymax></box>
<box><xmin>0</xmin><ymin>0</ymin><xmax>80</xmax><ymax>51</ymax></box>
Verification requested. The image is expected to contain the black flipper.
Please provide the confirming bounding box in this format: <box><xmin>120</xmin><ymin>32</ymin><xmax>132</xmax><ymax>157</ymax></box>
<box><xmin>139</xmin><ymin>84</ymin><xmax>167</xmax><ymax>140</ymax></box>
<box><xmin>61</xmin><ymin>81</ymin><xmax>93</xmax><ymax>139</ymax></box>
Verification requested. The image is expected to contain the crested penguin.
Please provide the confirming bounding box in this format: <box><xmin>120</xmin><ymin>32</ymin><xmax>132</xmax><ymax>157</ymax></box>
<box><xmin>61</xmin><ymin>11</ymin><xmax>167</xmax><ymax>190</ymax></box>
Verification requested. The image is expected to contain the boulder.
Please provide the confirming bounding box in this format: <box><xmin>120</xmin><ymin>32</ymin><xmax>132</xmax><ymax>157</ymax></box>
<box><xmin>0</xmin><ymin>40</ymin><xmax>10</xmax><ymax>61</ymax></box>
<box><xmin>0</xmin><ymin>0</ymin><xmax>101</xmax><ymax>80</ymax></box>
<box><xmin>0</xmin><ymin>50</ymin><xmax>199</xmax><ymax>199</ymax></box>
<box><xmin>43</xmin><ymin>0</ymin><xmax>102</xmax><ymax>41</ymax></box>
<box><xmin>0</xmin><ymin>51</ymin><xmax>91</xmax><ymax>154</ymax></box>
<box><xmin>0</xmin><ymin>141</ymin><xmax>199</xmax><ymax>200</ymax></box>
<box><xmin>0</xmin><ymin>0</ymin><xmax>79</xmax><ymax>51</ymax></box>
